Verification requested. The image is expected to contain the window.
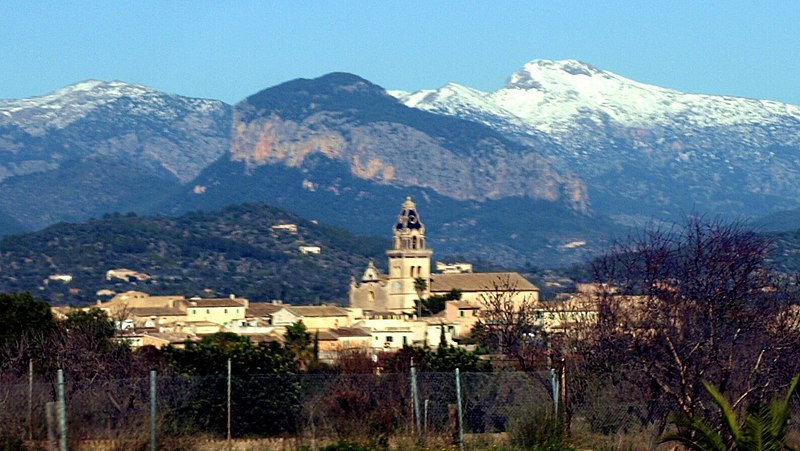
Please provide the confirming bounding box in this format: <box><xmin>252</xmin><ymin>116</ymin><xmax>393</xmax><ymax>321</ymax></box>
<box><xmin>206</xmin><ymin>309</ymin><xmax>210</xmax><ymax>314</ymax></box>
<box><xmin>460</xmin><ymin>311</ymin><xmax>465</xmax><ymax>317</ymax></box>
<box><xmin>375</xmin><ymin>336</ymin><xmax>379</xmax><ymax>341</ymax></box>
<box><xmin>386</xmin><ymin>336</ymin><xmax>394</xmax><ymax>342</ymax></box>
<box><xmin>224</xmin><ymin>309</ymin><xmax>228</xmax><ymax>314</ymax></box>
<box><xmin>402</xmin><ymin>336</ymin><xmax>407</xmax><ymax>345</ymax></box>
<box><xmin>192</xmin><ymin>309</ymin><xmax>196</xmax><ymax>314</ymax></box>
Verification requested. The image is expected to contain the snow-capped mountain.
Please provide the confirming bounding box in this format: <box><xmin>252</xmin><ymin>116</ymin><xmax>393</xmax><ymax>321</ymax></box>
<box><xmin>393</xmin><ymin>59</ymin><xmax>800</xmax><ymax>135</ymax></box>
<box><xmin>392</xmin><ymin>59</ymin><xmax>800</xmax><ymax>223</ymax></box>
<box><xmin>0</xmin><ymin>80</ymin><xmax>231</xmax><ymax>229</ymax></box>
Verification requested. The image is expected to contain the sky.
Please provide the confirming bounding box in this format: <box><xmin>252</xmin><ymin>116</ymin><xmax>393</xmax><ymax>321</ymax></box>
<box><xmin>1</xmin><ymin>1</ymin><xmax>799</xmax><ymax>105</ymax></box>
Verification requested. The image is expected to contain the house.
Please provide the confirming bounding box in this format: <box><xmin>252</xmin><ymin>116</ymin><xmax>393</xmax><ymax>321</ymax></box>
<box><xmin>106</xmin><ymin>269</ymin><xmax>150</xmax><ymax>282</ymax></box>
<box><xmin>271</xmin><ymin>305</ymin><xmax>354</xmax><ymax>330</ymax></box>
<box><xmin>185</xmin><ymin>296</ymin><xmax>248</xmax><ymax>327</ymax></box>
<box><xmin>436</xmin><ymin>262</ymin><xmax>473</xmax><ymax>274</ymax></box>
<box><xmin>299</xmin><ymin>246</ymin><xmax>321</xmax><ymax>254</ymax></box>
<box><xmin>48</xmin><ymin>274</ymin><xmax>73</xmax><ymax>283</ymax></box>
<box><xmin>270</xmin><ymin>224</ymin><xmax>298</xmax><ymax>234</ymax></box>
<box><xmin>443</xmin><ymin>300</ymin><xmax>482</xmax><ymax>338</ymax></box>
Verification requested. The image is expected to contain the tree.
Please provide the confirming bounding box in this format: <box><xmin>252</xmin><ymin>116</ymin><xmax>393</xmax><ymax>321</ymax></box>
<box><xmin>0</xmin><ymin>292</ymin><xmax>55</xmax><ymax>347</ymax></box>
<box><xmin>475</xmin><ymin>275</ymin><xmax>543</xmax><ymax>371</ymax></box>
<box><xmin>164</xmin><ymin>333</ymin><xmax>299</xmax><ymax>436</ymax></box>
<box><xmin>419</xmin><ymin>289</ymin><xmax>461</xmax><ymax>316</ymax></box>
<box><xmin>661</xmin><ymin>375</ymin><xmax>800</xmax><ymax>451</ymax></box>
<box><xmin>588</xmin><ymin>217</ymin><xmax>800</xmax><ymax>418</ymax></box>
<box><xmin>414</xmin><ymin>276</ymin><xmax>427</xmax><ymax>318</ymax></box>
<box><xmin>284</xmin><ymin>321</ymin><xmax>313</xmax><ymax>369</ymax></box>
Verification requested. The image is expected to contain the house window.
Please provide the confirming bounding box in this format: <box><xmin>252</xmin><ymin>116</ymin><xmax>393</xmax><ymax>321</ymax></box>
<box><xmin>192</xmin><ymin>309</ymin><xmax>196</xmax><ymax>314</ymax></box>
<box><xmin>224</xmin><ymin>309</ymin><xmax>228</xmax><ymax>314</ymax></box>
<box><xmin>206</xmin><ymin>309</ymin><xmax>210</xmax><ymax>314</ymax></box>
<box><xmin>386</xmin><ymin>336</ymin><xmax>394</xmax><ymax>342</ymax></box>
<box><xmin>402</xmin><ymin>336</ymin><xmax>407</xmax><ymax>345</ymax></box>
<box><xmin>375</xmin><ymin>336</ymin><xmax>379</xmax><ymax>341</ymax></box>
<box><xmin>460</xmin><ymin>311</ymin><xmax>465</xmax><ymax>317</ymax></box>
<box><xmin>448</xmin><ymin>326</ymin><xmax>455</xmax><ymax>333</ymax></box>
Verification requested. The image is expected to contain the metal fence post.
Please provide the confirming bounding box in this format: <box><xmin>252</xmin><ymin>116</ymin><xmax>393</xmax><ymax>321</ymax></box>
<box><xmin>28</xmin><ymin>358</ymin><xmax>33</xmax><ymax>442</ymax></box>
<box><xmin>227</xmin><ymin>358</ymin><xmax>232</xmax><ymax>441</ymax></box>
<box><xmin>57</xmin><ymin>369</ymin><xmax>67</xmax><ymax>451</ymax></box>
<box><xmin>150</xmin><ymin>370</ymin><xmax>157</xmax><ymax>451</ymax></box>
<box><xmin>423</xmin><ymin>398</ymin><xmax>429</xmax><ymax>434</ymax></box>
<box><xmin>455</xmin><ymin>368</ymin><xmax>464</xmax><ymax>451</ymax></box>
<box><xmin>550</xmin><ymin>367</ymin><xmax>560</xmax><ymax>419</ymax></box>
<box><xmin>410</xmin><ymin>360</ymin><xmax>421</xmax><ymax>438</ymax></box>
<box><xmin>46</xmin><ymin>401</ymin><xmax>56</xmax><ymax>450</ymax></box>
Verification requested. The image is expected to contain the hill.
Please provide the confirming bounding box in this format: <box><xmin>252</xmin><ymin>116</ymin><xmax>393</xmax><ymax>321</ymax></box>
<box><xmin>0</xmin><ymin>203</ymin><xmax>387</xmax><ymax>306</ymax></box>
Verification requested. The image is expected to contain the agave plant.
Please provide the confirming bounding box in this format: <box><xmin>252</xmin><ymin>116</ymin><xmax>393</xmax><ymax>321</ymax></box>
<box><xmin>661</xmin><ymin>375</ymin><xmax>799</xmax><ymax>451</ymax></box>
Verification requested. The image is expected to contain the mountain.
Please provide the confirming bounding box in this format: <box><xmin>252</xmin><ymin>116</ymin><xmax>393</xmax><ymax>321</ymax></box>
<box><xmin>0</xmin><ymin>80</ymin><xmax>231</xmax><ymax>229</ymax></box>
<box><xmin>392</xmin><ymin>59</ymin><xmax>800</xmax><ymax>225</ymax></box>
<box><xmin>0</xmin><ymin>203</ymin><xmax>388</xmax><ymax>306</ymax></box>
<box><xmin>157</xmin><ymin>73</ymin><xmax>615</xmax><ymax>266</ymax></box>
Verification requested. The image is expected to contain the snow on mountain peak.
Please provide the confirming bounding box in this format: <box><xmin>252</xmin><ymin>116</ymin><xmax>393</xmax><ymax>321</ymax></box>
<box><xmin>0</xmin><ymin>80</ymin><xmax>223</xmax><ymax>135</ymax></box>
<box><xmin>395</xmin><ymin>58</ymin><xmax>800</xmax><ymax>134</ymax></box>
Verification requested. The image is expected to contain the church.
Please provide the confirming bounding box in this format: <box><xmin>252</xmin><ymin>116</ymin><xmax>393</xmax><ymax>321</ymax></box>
<box><xmin>349</xmin><ymin>197</ymin><xmax>539</xmax><ymax>315</ymax></box>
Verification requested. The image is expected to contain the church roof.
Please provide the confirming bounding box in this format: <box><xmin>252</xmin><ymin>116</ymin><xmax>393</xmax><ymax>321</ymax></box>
<box><xmin>430</xmin><ymin>272</ymin><xmax>539</xmax><ymax>293</ymax></box>
<box><xmin>395</xmin><ymin>196</ymin><xmax>424</xmax><ymax>232</ymax></box>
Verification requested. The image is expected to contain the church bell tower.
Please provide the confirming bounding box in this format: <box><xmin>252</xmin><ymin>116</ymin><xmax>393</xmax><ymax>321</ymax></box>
<box><xmin>386</xmin><ymin>197</ymin><xmax>433</xmax><ymax>313</ymax></box>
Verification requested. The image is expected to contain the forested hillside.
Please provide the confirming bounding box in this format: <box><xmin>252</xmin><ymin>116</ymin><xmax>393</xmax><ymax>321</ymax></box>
<box><xmin>0</xmin><ymin>203</ymin><xmax>388</xmax><ymax>305</ymax></box>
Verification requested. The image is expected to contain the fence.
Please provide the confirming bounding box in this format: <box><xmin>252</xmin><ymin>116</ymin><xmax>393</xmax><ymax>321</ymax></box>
<box><xmin>0</xmin><ymin>367</ymin><xmax>681</xmax><ymax>450</ymax></box>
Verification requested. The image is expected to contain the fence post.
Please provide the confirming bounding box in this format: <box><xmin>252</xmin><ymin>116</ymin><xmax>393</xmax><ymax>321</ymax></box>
<box><xmin>410</xmin><ymin>360</ymin><xmax>421</xmax><ymax>439</ymax></box>
<box><xmin>28</xmin><ymin>358</ymin><xmax>33</xmax><ymax>442</ymax></box>
<box><xmin>46</xmin><ymin>401</ymin><xmax>56</xmax><ymax>451</ymax></box>
<box><xmin>550</xmin><ymin>367</ymin><xmax>560</xmax><ymax>419</ymax></box>
<box><xmin>57</xmin><ymin>369</ymin><xmax>67</xmax><ymax>451</ymax></box>
<box><xmin>423</xmin><ymin>398</ymin><xmax>429</xmax><ymax>434</ymax></box>
<box><xmin>227</xmin><ymin>358</ymin><xmax>232</xmax><ymax>441</ymax></box>
<box><xmin>150</xmin><ymin>370</ymin><xmax>157</xmax><ymax>451</ymax></box>
<box><xmin>455</xmin><ymin>368</ymin><xmax>464</xmax><ymax>451</ymax></box>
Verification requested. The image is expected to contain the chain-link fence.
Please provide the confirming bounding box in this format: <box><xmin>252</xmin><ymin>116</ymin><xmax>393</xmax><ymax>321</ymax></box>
<box><xmin>0</xmin><ymin>369</ymin><xmax>735</xmax><ymax>449</ymax></box>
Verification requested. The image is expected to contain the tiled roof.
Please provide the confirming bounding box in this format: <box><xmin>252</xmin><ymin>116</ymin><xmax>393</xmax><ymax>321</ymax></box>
<box><xmin>285</xmin><ymin>306</ymin><xmax>350</xmax><ymax>317</ymax></box>
<box><xmin>430</xmin><ymin>272</ymin><xmax>538</xmax><ymax>293</ymax></box>
<box><xmin>328</xmin><ymin>327</ymin><xmax>372</xmax><ymax>338</ymax></box>
<box><xmin>130</xmin><ymin>307</ymin><xmax>185</xmax><ymax>317</ymax></box>
<box><xmin>187</xmin><ymin>298</ymin><xmax>247</xmax><ymax>308</ymax></box>
<box><xmin>246</xmin><ymin>303</ymin><xmax>284</xmax><ymax>316</ymax></box>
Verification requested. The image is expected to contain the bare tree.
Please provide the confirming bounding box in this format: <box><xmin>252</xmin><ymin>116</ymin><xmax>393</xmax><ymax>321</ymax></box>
<box><xmin>478</xmin><ymin>275</ymin><xmax>543</xmax><ymax>370</ymax></box>
<box><xmin>589</xmin><ymin>216</ymin><xmax>800</xmax><ymax>418</ymax></box>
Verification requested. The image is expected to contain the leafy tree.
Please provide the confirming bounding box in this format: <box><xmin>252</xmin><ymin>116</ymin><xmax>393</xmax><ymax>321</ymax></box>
<box><xmin>661</xmin><ymin>375</ymin><xmax>800</xmax><ymax>451</ymax></box>
<box><xmin>382</xmin><ymin>344</ymin><xmax>490</xmax><ymax>373</ymax></box>
<box><xmin>284</xmin><ymin>321</ymin><xmax>313</xmax><ymax>369</ymax></box>
<box><xmin>0</xmin><ymin>292</ymin><xmax>55</xmax><ymax>347</ymax></box>
<box><xmin>418</xmin><ymin>288</ymin><xmax>461</xmax><ymax>316</ymax></box>
<box><xmin>164</xmin><ymin>333</ymin><xmax>299</xmax><ymax>436</ymax></box>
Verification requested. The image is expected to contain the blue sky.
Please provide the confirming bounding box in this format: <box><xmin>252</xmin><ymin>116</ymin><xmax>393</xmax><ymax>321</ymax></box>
<box><xmin>2</xmin><ymin>1</ymin><xmax>798</xmax><ymax>105</ymax></box>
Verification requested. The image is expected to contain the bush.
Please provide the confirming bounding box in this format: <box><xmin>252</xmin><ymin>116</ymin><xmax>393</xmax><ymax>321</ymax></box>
<box><xmin>508</xmin><ymin>407</ymin><xmax>573</xmax><ymax>451</ymax></box>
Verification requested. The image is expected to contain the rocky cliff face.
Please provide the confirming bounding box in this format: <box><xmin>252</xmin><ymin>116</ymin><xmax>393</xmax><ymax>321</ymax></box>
<box><xmin>229</xmin><ymin>73</ymin><xmax>589</xmax><ymax>211</ymax></box>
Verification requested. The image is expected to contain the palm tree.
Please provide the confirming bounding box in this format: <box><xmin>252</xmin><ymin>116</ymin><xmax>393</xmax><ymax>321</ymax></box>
<box><xmin>661</xmin><ymin>375</ymin><xmax>800</xmax><ymax>451</ymax></box>
<box><xmin>414</xmin><ymin>276</ymin><xmax>427</xmax><ymax>318</ymax></box>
